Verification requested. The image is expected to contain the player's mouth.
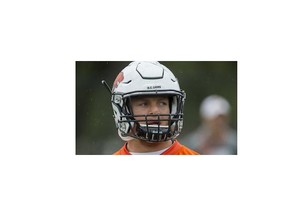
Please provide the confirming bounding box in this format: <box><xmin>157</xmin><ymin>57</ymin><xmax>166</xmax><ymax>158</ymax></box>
<box><xmin>147</xmin><ymin>120</ymin><xmax>160</xmax><ymax>125</ymax></box>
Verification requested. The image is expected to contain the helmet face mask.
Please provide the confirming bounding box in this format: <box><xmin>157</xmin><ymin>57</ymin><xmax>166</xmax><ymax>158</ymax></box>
<box><xmin>111</xmin><ymin>62</ymin><xmax>186</xmax><ymax>142</ymax></box>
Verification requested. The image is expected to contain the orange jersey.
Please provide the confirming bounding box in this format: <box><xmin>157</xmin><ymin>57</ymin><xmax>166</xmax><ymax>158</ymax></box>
<box><xmin>113</xmin><ymin>140</ymin><xmax>200</xmax><ymax>155</ymax></box>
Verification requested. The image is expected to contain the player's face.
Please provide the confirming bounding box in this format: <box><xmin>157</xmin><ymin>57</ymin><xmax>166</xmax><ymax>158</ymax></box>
<box><xmin>130</xmin><ymin>96</ymin><xmax>170</xmax><ymax>126</ymax></box>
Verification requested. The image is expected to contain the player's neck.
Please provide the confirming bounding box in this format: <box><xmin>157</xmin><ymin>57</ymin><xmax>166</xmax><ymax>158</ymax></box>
<box><xmin>127</xmin><ymin>139</ymin><xmax>173</xmax><ymax>153</ymax></box>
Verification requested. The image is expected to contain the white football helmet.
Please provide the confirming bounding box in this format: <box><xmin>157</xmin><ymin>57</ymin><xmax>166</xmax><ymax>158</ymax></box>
<box><xmin>111</xmin><ymin>61</ymin><xmax>186</xmax><ymax>142</ymax></box>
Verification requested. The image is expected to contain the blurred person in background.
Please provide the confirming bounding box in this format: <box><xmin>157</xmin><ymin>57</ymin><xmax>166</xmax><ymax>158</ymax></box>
<box><xmin>182</xmin><ymin>95</ymin><xmax>237</xmax><ymax>155</ymax></box>
<box><xmin>105</xmin><ymin>61</ymin><xmax>199</xmax><ymax>155</ymax></box>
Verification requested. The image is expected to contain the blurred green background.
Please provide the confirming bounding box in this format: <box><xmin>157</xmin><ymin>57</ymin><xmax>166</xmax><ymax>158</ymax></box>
<box><xmin>76</xmin><ymin>61</ymin><xmax>237</xmax><ymax>155</ymax></box>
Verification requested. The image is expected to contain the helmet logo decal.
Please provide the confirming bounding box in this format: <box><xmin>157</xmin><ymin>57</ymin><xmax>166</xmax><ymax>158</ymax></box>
<box><xmin>113</xmin><ymin>72</ymin><xmax>124</xmax><ymax>90</ymax></box>
<box><xmin>147</xmin><ymin>85</ymin><xmax>161</xmax><ymax>90</ymax></box>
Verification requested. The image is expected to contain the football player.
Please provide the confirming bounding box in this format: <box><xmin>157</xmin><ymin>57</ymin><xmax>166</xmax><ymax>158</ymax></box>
<box><xmin>103</xmin><ymin>61</ymin><xmax>199</xmax><ymax>155</ymax></box>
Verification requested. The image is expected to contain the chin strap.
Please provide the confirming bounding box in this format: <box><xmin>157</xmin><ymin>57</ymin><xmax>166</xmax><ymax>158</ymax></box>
<box><xmin>101</xmin><ymin>80</ymin><xmax>112</xmax><ymax>94</ymax></box>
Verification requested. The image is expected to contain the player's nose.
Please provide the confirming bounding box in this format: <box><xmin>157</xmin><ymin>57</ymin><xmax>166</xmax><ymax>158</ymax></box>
<box><xmin>148</xmin><ymin>102</ymin><xmax>160</xmax><ymax>115</ymax></box>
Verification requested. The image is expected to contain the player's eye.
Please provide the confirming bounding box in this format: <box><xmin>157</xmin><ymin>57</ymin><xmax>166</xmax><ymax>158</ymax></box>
<box><xmin>159</xmin><ymin>101</ymin><xmax>168</xmax><ymax>106</ymax></box>
<box><xmin>137</xmin><ymin>102</ymin><xmax>147</xmax><ymax>107</ymax></box>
